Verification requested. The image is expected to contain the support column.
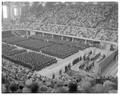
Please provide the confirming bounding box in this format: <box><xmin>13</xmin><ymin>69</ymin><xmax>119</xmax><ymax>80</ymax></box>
<box><xmin>85</xmin><ymin>40</ymin><xmax>87</xmax><ymax>44</ymax></box>
<box><xmin>42</xmin><ymin>33</ymin><xmax>44</xmax><ymax>37</ymax></box>
<box><xmin>52</xmin><ymin>34</ymin><xmax>53</xmax><ymax>38</ymax></box>
<box><xmin>7</xmin><ymin>4</ymin><xmax>11</xmax><ymax>19</ymax></box>
<box><xmin>61</xmin><ymin>36</ymin><xmax>63</xmax><ymax>40</ymax></box>
<box><xmin>72</xmin><ymin>38</ymin><xmax>74</xmax><ymax>42</ymax></box>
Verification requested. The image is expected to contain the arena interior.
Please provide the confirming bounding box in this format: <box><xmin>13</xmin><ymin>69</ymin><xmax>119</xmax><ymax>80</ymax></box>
<box><xmin>2</xmin><ymin>2</ymin><xmax>118</xmax><ymax>93</ymax></box>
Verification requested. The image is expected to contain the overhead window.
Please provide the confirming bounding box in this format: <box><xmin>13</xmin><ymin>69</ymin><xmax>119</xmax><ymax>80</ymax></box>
<box><xmin>3</xmin><ymin>5</ymin><xmax>8</xmax><ymax>18</ymax></box>
<box><xmin>14</xmin><ymin>8</ymin><xmax>18</xmax><ymax>16</ymax></box>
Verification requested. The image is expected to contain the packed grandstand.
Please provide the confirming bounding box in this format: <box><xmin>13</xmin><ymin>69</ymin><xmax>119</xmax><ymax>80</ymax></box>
<box><xmin>2</xmin><ymin>2</ymin><xmax>118</xmax><ymax>93</ymax></box>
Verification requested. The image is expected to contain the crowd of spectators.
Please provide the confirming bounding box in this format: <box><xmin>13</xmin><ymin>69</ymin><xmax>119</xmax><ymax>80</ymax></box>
<box><xmin>2</xmin><ymin>2</ymin><xmax>118</xmax><ymax>42</ymax></box>
<box><xmin>2</xmin><ymin>58</ymin><xmax>118</xmax><ymax>93</ymax></box>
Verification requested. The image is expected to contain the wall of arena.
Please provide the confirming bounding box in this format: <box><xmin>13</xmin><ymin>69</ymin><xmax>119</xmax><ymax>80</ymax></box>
<box><xmin>98</xmin><ymin>49</ymin><xmax>118</xmax><ymax>76</ymax></box>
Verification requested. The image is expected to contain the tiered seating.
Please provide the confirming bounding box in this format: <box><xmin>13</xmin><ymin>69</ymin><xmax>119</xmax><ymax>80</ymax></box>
<box><xmin>9</xmin><ymin>52</ymin><xmax>57</xmax><ymax>70</ymax></box>
<box><xmin>2</xmin><ymin>59</ymin><xmax>31</xmax><ymax>82</ymax></box>
<box><xmin>41</xmin><ymin>44</ymin><xmax>79</xmax><ymax>59</ymax></box>
<box><xmin>2</xmin><ymin>2</ymin><xmax>118</xmax><ymax>43</ymax></box>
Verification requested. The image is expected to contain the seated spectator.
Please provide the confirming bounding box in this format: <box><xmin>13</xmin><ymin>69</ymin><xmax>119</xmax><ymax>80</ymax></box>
<box><xmin>38</xmin><ymin>85</ymin><xmax>48</xmax><ymax>93</ymax></box>
<box><xmin>9</xmin><ymin>82</ymin><xmax>18</xmax><ymax>93</ymax></box>
<box><xmin>108</xmin><ymin>90</ymin><xmax>117</xmax><ymax>93</ymax></box>
<box><xmin>68</xmin><ymin>81</ymin><xmax>78</xmax><ymax>93</ymax></box>
<box><xmin>2</xmin><ymin>84</ymin><xmax>7</xmax><ymax>93</ymax></box>
<box><xmin>25</xmin><ymin>79</ymin><xmax>33</xmax><ymax>88</ymax></box>
<box><xmin>90</xmin><ymin>84</ymin><xmax>105</xmax><ymax>93</ymax></box>
<box><xmin>54</xmin><ymin>86</ymin><xmax>68</xmax><ymax>93</ymax></box>
<box><xmin>17</xmin><ymin>84</ymin><xmax>24</xmax><ymax>93</ymax></box>
<box><xmin>79</xmin><ymin>80</ymin><xmax>91</xmax><ymax>92</ymax></box>
<box><xmin>95</xmin><ymin>78</ymin><xmax>104</xmax><ymax>84</ymax></box>
<box><xmin>22</xmin><ymin>87</ymin><xmax>31</xmax><ymax>93</ymax></box>
<box><xmin>31</xmin><ymin>82</ymin><xmax>39</xmax><ymax>93</ymax></box>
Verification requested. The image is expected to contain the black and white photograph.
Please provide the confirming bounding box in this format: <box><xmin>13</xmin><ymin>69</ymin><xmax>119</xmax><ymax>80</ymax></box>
<box><xmin>1</xmin><ymin>0</ymin><xmax>118</xmax><ymax>93</ymax></box>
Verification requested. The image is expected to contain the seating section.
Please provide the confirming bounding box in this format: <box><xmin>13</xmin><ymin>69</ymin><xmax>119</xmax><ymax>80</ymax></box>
<box><xmin>2</xmin><ymin>43</ymin><xmax>26</xmax><ymax>57</ymax></box>
<box><xmin>2</xmin><ymin>43</ymin><xmax>16</xmax><ymax>51</ymax></box>
<box><xmin>41</xmin><ymin>44</ymin><xmax>79</xmax><ymax>59</ymax></box>
<box><xmin>2</xmin><ymin>44</ymin><xmax>57</xmax><ymax>71</ymax></box>
<box><xmin>2</xmin><ymin>36</ymin><xmax>28</xmax><ymax>44</ymax></box>
<box><xmin>2</xmin><ymin>2</ymin><xmax>118</xmax><ymax>43</ymax></box>
<box><xmin>15</xmin><ymin>39</ymin><xmax>54</xmax><ymax>51</ymax></box>
<box><xmin>2</xmin><ymin>57</ymin><xmax>118</xmax><ymax>93</ymax></box>
<box><xmin>2</xmin><ymin>31</ymin><xmax>15</xmax><ymax>39</ymax></box>
<box><xmin>3</xmin><ymin>49</ymin><xmax>26</xmax><ymax>57</ymax></box>
<box><xmin>31</xmin><ymin>35</ymin><xmax>102</xmax><ymax>50</ymax></box>
<box><xmin>9</xmin><ymin>52</ymin><xmax>57</xmax><ymax>70</ymax></box>
<box><xmin>12</xmin><ymin>30</ymin><xmax>27</xmax><ymax>36</ymax></box>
